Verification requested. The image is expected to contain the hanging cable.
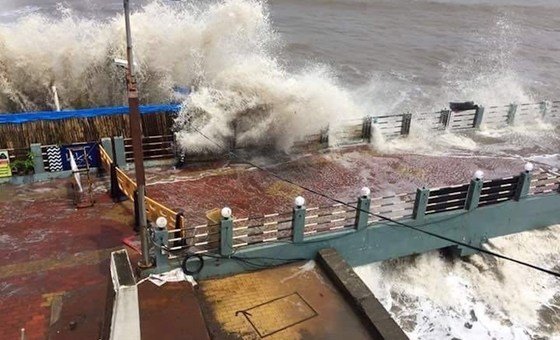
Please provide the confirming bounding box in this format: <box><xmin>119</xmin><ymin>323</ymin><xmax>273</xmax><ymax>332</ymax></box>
<box><xmin>187</xmin><ymin>126</ymin><xmax>560</xmax><ymax>278</ymax></box>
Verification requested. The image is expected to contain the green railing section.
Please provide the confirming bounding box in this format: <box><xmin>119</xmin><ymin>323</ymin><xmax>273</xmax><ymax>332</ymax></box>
<box><xmin>4</xmin><ymin>100</ymin><xmax>560</xmax><ymax>174</ymax></box>
<box><xmin>146</xmin><ymin>166</ymin><xmax>560</xmax><ymax>278</ymax></box>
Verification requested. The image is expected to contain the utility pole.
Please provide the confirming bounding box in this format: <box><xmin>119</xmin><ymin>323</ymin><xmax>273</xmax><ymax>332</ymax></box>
<box><xmin>123</xmin><ymin>0</ymin><xmax>151</xmax><ymax>268</ymax></box>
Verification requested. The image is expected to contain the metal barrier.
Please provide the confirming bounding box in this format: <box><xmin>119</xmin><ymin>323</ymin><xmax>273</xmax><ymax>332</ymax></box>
<box><xmin>100</xmin><ymin>144</ymin><xmax>183</xmax><ymax>232</ymax></box>
<box><xmin>479</xmin><ymin>176</ymin><xmax>519</xmax><ymax>207</ymax></box>
<box><xmin>160</xmin><ymin>169</ymin><xmax>558</xmax><ymax>262</ymax></box>
<box><xmin>233</xmin><ymin>212</ymin><xmax>294</xmax><ymax>247</ymax></box>
<box><xmin>95</xmin><ymin>127</ymin><xmax>560</xmax><ymax>275</ymax></box>
<box><xmin>164</xmin><ymin>169</ymin><xmax>553</xmax><ymax>258</ymax></box>
<box><xmin>124</xmin><ymin>135</ymin><xmax>174</xmax><ymax>162</ymax></box>
<box><xmin>427</xmin><ymin>183</ymin><xmax>470</xmax><ymax>214</ymax></box>
<box><xmin>305</xmin><ymin>203</ymin><xmax>356</xmax><ymax>236</ymax></box>
<box><xmin>483</xmin><ymin>105</ymin><xmax>510</xmax><ymax>128</ymax></box>
<box><xmin>373</xmin><ymin>114</ymin><xmax>408</xmax><ymax>138</ymax></box>
<box><xmin>167</xmin><ymin>222</ymin><xmax>221</xmax><ymax>257</ymax></box>
<box><xmin>368</xmin><ymin>193</ymin><xmax>415</xmax><ymax>223</ymax></box>
<box><xmin>290</xmin><ymin>100</ymin><xmax>557</xmax><ymax>149</ymax></box>
<box><xmin>530</xmin><ymin>171</ymin><xmax>560</xmax><ymax>195</ymax></box>
<box><xmin>4</xmin><ymin>100</ymin><xmax>559</xmax><ymax>170</ymax></box>
<box><xmin>96</xmin><ymin>138</ymin><xmax>560</xmax><ymax>276</ymax></box>
<box><xmin>548</xmin><ymin>101</ymin><xmax>560</xmax><ymax>120</ymax></box>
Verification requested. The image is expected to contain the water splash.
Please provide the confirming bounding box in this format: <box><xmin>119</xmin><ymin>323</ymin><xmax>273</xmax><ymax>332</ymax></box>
<box><xmin>355</xmin><ymin>225</ymin><xmax>560</xmax><ymax>339</ymax></box>
<box><xmin>0</xmin><ymin>0</ymin><xmax>552</xmax><ymax>153</ymax></box>
<box><xmin>441</xmin><ymin>15</ymin><xmax>533</xmax><ymax>106</ymax></box>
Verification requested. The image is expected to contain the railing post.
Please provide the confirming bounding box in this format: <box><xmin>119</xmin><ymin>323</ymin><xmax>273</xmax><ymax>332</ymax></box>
<box><xmin>110</xmin><ymin>163</ymin><xmax>127</xmax><ymax>202</ymax></box>
<box><xmin>153</xmin><ymin>220</ymin><xmax>170</xmax><ymax>272</ymax></box>
<box><xmin>231</xmin><ymin>120</ymin><xmax>238</xmax><ymax>150</ymax></box>
<box><xmin>507</xmin><ymin>103</ymin><xmax>518</xmax><ymax>126</ymax></box>
<box><xmin>220</xmin><ymin>209</ymin><xmax>233</xmax><ymax>257</ymax></box>
<box><xmin>133</xmin><ymin>189</ymin><xmax>140</xmax><ymax>232</ymax></box>
<box><xmin>101</xmin><ymin>137</ymin><xmax>114</xmax><ymax>161</ymax></box>
<box><xmin>362</xmin><ymin>116</ymin><xmax>372</xmax><ymax>143</ymax></box>
<box><xmin>473</xmin><ymin>106</ymin><xmax>485</xmax><ymax>129</ymax></box>
<box><xmin>440</xmin><ymin>110</ymin><xmax>451</xmax><ymax>130</ymax></box>
<box><xmin>113</xmin><ymin>136</ymin><xmax>127</xmax><ymax>168</ymax></box>
<box><xmin>320</xmin><ymin>126</ymin><xmax>329</xmax><ymax>147</ymax></box>
<box><xmin>355</xmin><ymin>188</ymin><xmax>371</xmax><ymax>230</ymax></box>
<box><xmin>412</xmin><ymin>188</ymin><xmax>430</xmax><ymax>221</ymax></box>
<box><xmin>540</xmin><ymin>101</ymin><xmax>549</xmax><ymax>119</ymax></box>
<box><xmin>292</xmin><ymin>197</ymin><xmax>306</xmax><ymax>243</ymax></box>
<box><xmin>29</xmin><ymin>143</ymin><xmax>45</xmax><ymax>174</ymax></box>
<box><xmin>401</xmin><ymin>113</ymin><xmax>412</xmax><ymax>136</ymax></box>
<box><xmin>174</xmin><ymin>210</ymin><xmax>188</xmax><ymax>247</ymax></box>
<box><xmin>464</xmin><ymin>178</ymin><xmax>483</xmax><ymax>210</ymax></box>
<box><xmin>514</xmin><ymin>169</ymin><xmax>532</xmax><ymax>201</ymax></box>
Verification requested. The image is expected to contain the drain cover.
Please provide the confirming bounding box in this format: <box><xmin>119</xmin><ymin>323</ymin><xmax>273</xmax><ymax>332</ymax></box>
<box><xmin>239</xmin><ymin>293</ymin><xmax>318</xmax><ymax>338</ymax></box>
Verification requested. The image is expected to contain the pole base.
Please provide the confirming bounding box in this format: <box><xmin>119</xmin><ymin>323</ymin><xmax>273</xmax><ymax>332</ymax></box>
<box><xmin>137</xmin><ymin>260</ymin><xmax>153</xmax><ymax>269</ymax></box>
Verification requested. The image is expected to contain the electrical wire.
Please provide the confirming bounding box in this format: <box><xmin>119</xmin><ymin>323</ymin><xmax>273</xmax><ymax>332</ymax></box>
<box><xmin>151</xmin><ymin>228</ymin><xmax>300</xmax><ymax>271</ymax></box>
<box><xmin>188</xmin><ymin>127</ymin><xmax>560</xmax><ymax>278</ymax></box>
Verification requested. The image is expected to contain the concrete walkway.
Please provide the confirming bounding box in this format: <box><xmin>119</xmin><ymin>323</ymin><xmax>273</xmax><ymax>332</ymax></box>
<box><xmin>0</xmin><ymin>179</ymin><xmax>134</xmax><ymax>339</ymax></box>
<box><xmin>197</xmin><ymin>261</ymin><xmax>372</xmax><ymax>339</ymax></box>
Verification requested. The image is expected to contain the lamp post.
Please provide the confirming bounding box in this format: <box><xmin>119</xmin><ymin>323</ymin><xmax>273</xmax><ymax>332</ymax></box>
<box><xmin>123</xmin><ymin>0</ymin><xmax>151</xmax><ymax>268</ymax></box>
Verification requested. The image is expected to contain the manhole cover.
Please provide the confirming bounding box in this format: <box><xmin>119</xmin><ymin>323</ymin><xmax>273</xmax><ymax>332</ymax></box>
<box><xmin>238</xmin><ymin>293</ymin><xmax>318</xmax><ymax>338</ymax></box>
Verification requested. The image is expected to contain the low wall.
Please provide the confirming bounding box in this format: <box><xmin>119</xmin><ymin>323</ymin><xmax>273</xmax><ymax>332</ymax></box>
<box><xmin>109</xmin><ymin>249</ymin><xmax>140</xmax><ymax>340</ymax></box>
<box><xmin>316</xmin><ymin>248</ymin><xmax>408</xmax><ymax>340</ymax></box>
<box><xmin>104</xmin><ymin>158</ymin><xmax>556</xmax><ymax>279</ymax></box>
<box><xmin>184</xmin><ymin>192</ymin><xmax>560</xmax><ymax>279</ymax></box>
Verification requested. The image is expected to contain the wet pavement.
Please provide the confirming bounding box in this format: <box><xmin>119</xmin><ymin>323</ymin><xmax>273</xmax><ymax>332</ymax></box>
<box><xmin>144</xmin><ymin>145</ymin><xmax>531</xmax><ymax>225</ymax></box>
<box><xmin>197</xmin><ymin>260</ymin><xmax>372</xmax><ymax>339</ymax></box>
<box><xmin>138</xmin><ymin>281</ymin><xmax>209</xmax><ymax>340</ymax></box>
<box><xmin>0</xmin><ymin>179</ymin><xmax>135</xmax><ymax>339</ymax></box>
<box><xmin>0</xmin><ymin>143</ymin><xmax>551</xmax><ymax>339</ymax></box>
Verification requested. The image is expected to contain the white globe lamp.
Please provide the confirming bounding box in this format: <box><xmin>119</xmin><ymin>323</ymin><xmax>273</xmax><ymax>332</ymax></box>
<box><xmin>221</xmin><ymin>207</ymin><xmax>232</xmax><ymax>219</ymax></box>
<box><xmin>294</xmin><ymin>196</ymin><xmax>305</xmax><ymax>208</ymax></box>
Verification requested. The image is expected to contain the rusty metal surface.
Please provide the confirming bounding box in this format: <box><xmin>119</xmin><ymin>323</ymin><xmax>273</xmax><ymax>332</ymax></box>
<box><xmin>138</xmin><ymin>281</ymin><xmax>210</xmax><ymax>340</ymax></box>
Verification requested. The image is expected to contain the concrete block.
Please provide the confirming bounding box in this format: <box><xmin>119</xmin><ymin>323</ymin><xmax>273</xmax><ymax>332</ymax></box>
<box><xmin>316</xmin><ymin>248</ymin><xmax>408</xmax><ymax>340</ymax></box>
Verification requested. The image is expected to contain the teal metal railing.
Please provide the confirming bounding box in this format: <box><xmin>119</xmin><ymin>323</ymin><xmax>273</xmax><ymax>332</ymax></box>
<box><xmin>5</xmin><ymin>100</ymin><xmax>559</xmax><ymax>171</ymax></box>
<box><xmin>304</xmin><ymin>100</ymin><xmax>559</xmax><ymax>149</ymax></box>
<box><xmin>156</xmin><ymin>167</ymin><xmax>560</xmax><ymax>275</ymax></box>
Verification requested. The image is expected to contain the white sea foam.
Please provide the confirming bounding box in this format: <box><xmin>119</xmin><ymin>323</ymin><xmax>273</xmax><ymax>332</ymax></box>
<box><xmin>355</xmin><ymin>225</ymin><xmax>560</xmax><ymax>339</ymax></box>
<box><xmin>1</xmin><ymin>0</ymin><xmax>554</xmax><ymax>154</ymax></box>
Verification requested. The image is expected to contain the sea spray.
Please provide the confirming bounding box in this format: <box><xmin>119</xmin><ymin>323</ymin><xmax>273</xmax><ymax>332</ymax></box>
<box><xmin>354</xmin><ymin>225</ymin><xmax>560</xmax><ymax>339</ymax></box>
<box><xmin>0</xmin><ymin>0</ymin><xmax>365</xmax><ymax>150</ymax></box>
<box><xmin>0</xmin><ymin>0</ymin><xmax>553</xmax><ymax>153</ymax></box>
<box><xmin>442</xmin><ymin>15</ymin><xmax>534</xmax><ymax>106</ymax></box>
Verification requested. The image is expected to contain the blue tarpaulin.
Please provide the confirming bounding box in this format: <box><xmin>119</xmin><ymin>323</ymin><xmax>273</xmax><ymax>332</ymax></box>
<box><xmin>0</xmin><ymin>104</ymin><xmax>182</xmax><ymax>124</ymax></box>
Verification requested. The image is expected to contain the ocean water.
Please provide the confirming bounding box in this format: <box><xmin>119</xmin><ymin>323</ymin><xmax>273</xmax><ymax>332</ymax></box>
<box><xmin>1</xmin><ymin>0</ymin><xmax>559</xmax><ymax>150</ymax></box>
<box><xmin>1</xmin><ymin>0</ymin><xmax>559</xmax><ymax>338</ymax></box>
<box><xmin>355</xmin><ymin>225</ymin><xmax>560</xmax><ymax>339</ymax></box>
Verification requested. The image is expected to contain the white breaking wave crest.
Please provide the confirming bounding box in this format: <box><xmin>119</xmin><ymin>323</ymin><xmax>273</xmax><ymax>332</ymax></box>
<box><xmin>0</xmin><ymin>0</ymin><xmax>553</xmax><ymax>153</ymax></box>
<box><xmin>355</xmin><ymin>225</ymin><xmax>560</xmax><ymax>339</ymax></box>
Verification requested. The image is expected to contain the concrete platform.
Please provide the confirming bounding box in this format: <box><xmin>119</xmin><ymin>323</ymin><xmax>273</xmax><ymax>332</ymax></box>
<box><xmin>196</xmin><ymin>260</ymin><xmax>373</xmax><ymax>339</ymax></box>
<box><xmin>316</xmin><ymin>248</ymin><xmax>407</xmax><ymax>340</ymax></box>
